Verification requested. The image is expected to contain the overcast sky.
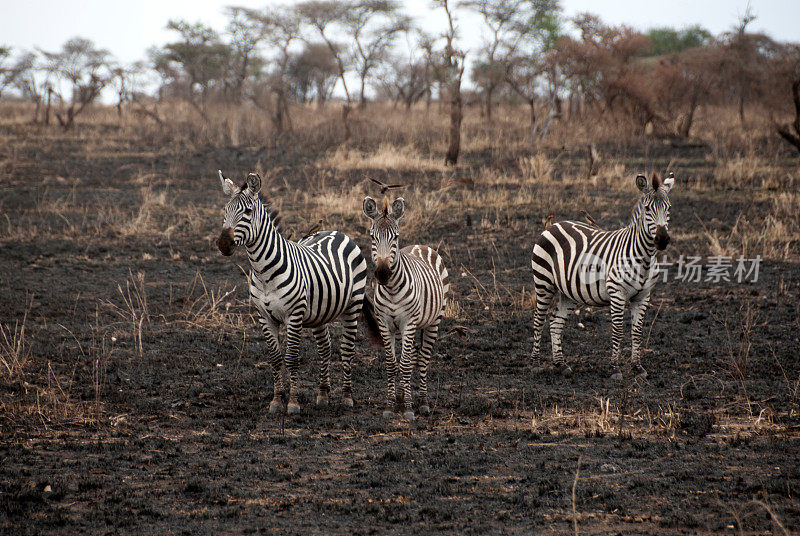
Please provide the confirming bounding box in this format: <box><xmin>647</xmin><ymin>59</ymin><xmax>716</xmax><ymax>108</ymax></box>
<box><xmin>1</xmin><ymin>0</ymin><xmax>797</xmax><ymax>65</ymax></box>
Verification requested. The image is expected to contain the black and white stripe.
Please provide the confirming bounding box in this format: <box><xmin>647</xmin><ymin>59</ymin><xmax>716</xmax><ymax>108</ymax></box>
<box><xmin>363</xmin><ymin>196</ymin><xmax>450</xmax><ymax>420</ymax></box>
<box><xmin>217</xmin><ymin>171</ymin><xmax>379</xmax><ymax>414</ymax></box>
<box><xmin>530</xmin><ymin>172</ymin><xmax>675</xmax><ymax>378</ymax></box>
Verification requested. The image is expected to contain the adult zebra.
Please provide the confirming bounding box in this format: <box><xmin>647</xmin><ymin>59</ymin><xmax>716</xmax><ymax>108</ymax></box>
<box><xmin>217</xmin><ymin>171</ymin><xmax>380</xmax><ymax>414</ymax></box>
<box><xmin>363</xmin><ymin>196</ymin><xmax>449</xmax><ymax>421</ymax></box>
<box><xmin>530</xmin><ymin>172</ymin><xmax>675</xmax><ymax>379</ymax></box>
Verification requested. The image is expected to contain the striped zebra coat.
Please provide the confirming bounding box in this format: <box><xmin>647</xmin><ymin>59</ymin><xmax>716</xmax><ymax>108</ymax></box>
<box><xmin>217</xmin><ymin>171</ymin><xmax>380</xmax><ymax>414</ymax></box>
<box><xmin>363</xmin><ymin>196</ymin><xmax>449</xmax><ymax>421</ymax></box>
<box><xmin>530</xmin><ymin>172</ymin><xmax>674</xmax><ymax>379</ymax></box>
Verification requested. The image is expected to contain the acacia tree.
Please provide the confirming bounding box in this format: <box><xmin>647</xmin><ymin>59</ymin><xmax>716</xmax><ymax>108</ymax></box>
<box><xmin>39</xmin><ymin>38</ymin><xmax>111</xmax><ymax>130</ymax></box>
<box><xmin>461</xmin><ymin>0</ymin><xmax>528</xmax><ymax>121</ymax></box>
<box><xmin>557</xmin><ymin>14</ymin><xmax>656</xmax><ymax>131</ymax></box>
<box><xmin>0</xmin><ymin>47</ymin><xmax>34</xmax><ymax>100</ymax></box>
<box><xmin>296</xmin><ymin>0</ymin><xmax>354</xmax><ymax>140</ymax></box>
<box><xmin>376</xmin><ymin>31</ymin><xmax>436</xmax><ymax>110</ymax></box>
<box><xmin>501</xmin><ymin>0</ymin><xmax>561</xmax><ymax>138</ymax></box>
<box><xmin>224</xmin><ymin>7</ymin><xmax>268</xmax><ymax>103</ymax></box>
<box><xmin>157</xmin><ymin>20</ymin><xmax>231</xmax><ymax>113</ymax></box>
<box><xmin>773</xmin><ymin>44</ymin><xmax>800</xmax><ymax>152</ymax></box>
<box><xmin>341</xmin><ymin>0</ymin><xmax>410</xmax><ymax>108</ymax></box>
<box><xmin>287</xmin><ymin>42</ymin><xmax>339</xmax><ymax>105</ymax></box>
<box><xmin>257</xmin><ymin>6</ymin><xmax>302</xmax><ymax>135</ymax></box>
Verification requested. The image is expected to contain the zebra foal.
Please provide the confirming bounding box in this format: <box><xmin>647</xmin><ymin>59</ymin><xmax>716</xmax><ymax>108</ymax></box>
<box><xmin>530</xmin><ymin>172</ymin><xmax>675</xmax><ymax>379</ymax></box>
<box><xmin>217</xmin><ymin>171</ymin><xmax>380</xmax><ymax>414</ymax></box>
<box><xmin>363</xmin><ymin>196</ymin><xmax>450</xmax><ymax>420</ymax></box>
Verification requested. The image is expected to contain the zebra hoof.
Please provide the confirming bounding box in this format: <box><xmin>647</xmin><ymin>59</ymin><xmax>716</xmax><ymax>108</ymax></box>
<box><xmin>269</xmin><ymin>399</ymin><xmax>282</xmax><ymax>414</ymax></box>
<box><xmin>532</xmin><ymin>365</ymin><xmax>546</xmax><ymax>374</ymax></box>
<box><xmin>316</xmin><ymin>393</ymin><xmax>329</xmax><ymax>407</ymax></box>
<box><xmin>342</xmin><ymin>397</ymin><xmax>354</xmax><ymax>408</ymax></box>
<box><xmin>382</xmin><ymin>410</ymin><xmax>395</xmax><ymax>419</ymax></box>
<box><xmin>287</xmin><ymin>401</ymin><xmax>301</xmax><ymax>414</ymax></box>
<box><xmin>632</xmin><ymin>364</ymin><xmax>648</xmax><ymax>378</ymax></box>
<box><xmin>558</xmin><ymin>364</ymin><xmax>573</xmax><ymax>377</ymax></box>
<box><xmin>402</xmin><ymin>410</ymin><xmax>415</xmax><ymax>422</ymax></box>
<box><xmin>419</xmin><ymin>405</ymin><xmax>431</xmax><ymax>416</ymax></box>
<box><xmin>610</xmin><ymin>372</ymin><xmax>623</xmax><ymax>382</ymax></box>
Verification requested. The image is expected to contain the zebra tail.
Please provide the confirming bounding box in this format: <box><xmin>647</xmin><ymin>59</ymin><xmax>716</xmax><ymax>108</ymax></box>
<box><xmin>361</xmin><ymin>296</ymin><xmax>382</xmax><ymax>347</ymax></box>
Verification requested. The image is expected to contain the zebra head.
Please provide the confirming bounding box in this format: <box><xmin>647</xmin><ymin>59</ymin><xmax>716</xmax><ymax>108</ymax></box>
<box><xmin>634</xmin><ymin>172</ymin><xmax>674</xmax><ymax>250</ymax></box>
<box><xmin>217</xmin><ymin>170</ymin><xmax>261</xmax><ymax>256</ymax></box>
<box><xmin>363</xmin><ymin>195</ymin><xmax>405</xmax><ymax>285</ymax></box>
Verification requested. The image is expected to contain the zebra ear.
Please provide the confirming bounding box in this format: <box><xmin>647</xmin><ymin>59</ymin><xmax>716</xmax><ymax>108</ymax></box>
<box><xmin>635</xmin><ymin>174</ymin><xmax>649</xmax><ymax>193</ymax></box>
<box><xmin>391</xmin><ymin>198</ymin><xmax>405</xmax><ymax>220</ymax></box>
<box><xmin>651</xmin><ymin>171</ymin><xmax>662</xmax><ymax>191</ymax></box>
<box><xmin>363</xmin><ymin>196</ymin><xmax>379</xmax><ymax>219</ymax></box>
<box><xmin>246</xmin><ymin>173</ymin><xmax>261</xmax><ymax>194</ymax></box>
<box><xmin>662</xmin><ymin>172</ymin><xmax>675</xmax><ymax>193</ymax></box>
<box><xmin>219</xmin><ymin>170</ymin><xmax>237</xmax><ymax>197</ymax></box>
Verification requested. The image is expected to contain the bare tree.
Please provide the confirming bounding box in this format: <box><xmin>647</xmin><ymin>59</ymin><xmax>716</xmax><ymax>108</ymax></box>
<box><xmin>501</xmin><ymin>0</ymin><xmax>561</xmax><ymax>139</ymax></box>
<box><xmin>0</xmin><ymin>47</ymin><xmax>35</xmax><ymax>100</ymax></box>
<box><xmin>297</xmin><ymin>0</ymin><xmax>355</xmax><ymax>140</ymax></box>
<box><xmin>250</xmin><ymin>5</ymin><xmax>302</xmax><ymax>135</ymax></box>
<box><xmin>224</xmin><ymin>6</ymin><xmax>268</xmax><ymax>103</ymax></box>
<box><xmin>341</xmin><ymin>0</ymin><xmax>411</xmax><ymax>108</ymax></box>
<box><xmin>461</xmin><ymin>0</ymin><xmax>526</xmax><ymax>121</ymax></box>
<box><xmin>287</xmin><ymin>42</ymin><xmax>340</xmax><ymax>106</ymax></box>
<box><xmin>39</xmin><ymin>38</ymin><xmax>111</xmax><ymax>130</ymax></box>
<box><xmin>433</xmin><ymin>0</ymin><xmax>466</xmax><ymax>165</ymax></box>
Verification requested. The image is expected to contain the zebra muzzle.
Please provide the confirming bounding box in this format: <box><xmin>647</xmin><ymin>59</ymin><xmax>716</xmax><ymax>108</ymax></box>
<box><xmin>375</xmin><ymin>259</ymin><xmax>391</xmax><ymax>285</ymax></box>
<box><xmin>655</xmin><ymin>226</ymin><xmax>670</xmax><ymax>250</ymax></box>
<box><xmin>217</xmin><ymin>228</ymin><xmax>236</xmax><ymax>256</ymax></box>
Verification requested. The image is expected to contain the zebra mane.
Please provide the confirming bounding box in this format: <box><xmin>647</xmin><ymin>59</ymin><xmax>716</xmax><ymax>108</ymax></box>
<box><xmin>238</xmin><ymin>180</ymin><xmax>286</xmax><ymax>237</ymax></box>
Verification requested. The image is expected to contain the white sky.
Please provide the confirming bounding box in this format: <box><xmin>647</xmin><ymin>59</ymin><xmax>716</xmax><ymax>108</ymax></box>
<box><xmin>1</xmin><ymin>0</ymin><xmax>797</xmax><ymax>65</ymax></box>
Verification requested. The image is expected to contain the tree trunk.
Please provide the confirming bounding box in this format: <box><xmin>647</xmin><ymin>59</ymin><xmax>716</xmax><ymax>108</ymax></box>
<box><xmin>44</xmin><ymin>89</ymin><xmax>52</xmax><ymax>125</ymax></box>
<box><xmin>776</xmin><ymin>78</ymin><xmax>800</xmax><ymax>153</ymax></box>
<box><xmin>679</xmin><ymin>93</ymin><xmax>699</xmax><ymax>139</ymax></box>
<box><xmin>445</xmin><ymin>82</ymin><xmax>462</xmax><ymax>166</ymax></box>
<box><xmin>529</xmin><ymin>99</ymin><xmax>537</xmax><ymax>141</ymax></box>
<box><xmin>485</xmin><ymin>86</ymin><xmax>493</xmax><ymax>122</ymax></box>
<box><xmin>738</xmin><ymin>93</ymin><xmax>746</xmax><ymax>126</ymax></box>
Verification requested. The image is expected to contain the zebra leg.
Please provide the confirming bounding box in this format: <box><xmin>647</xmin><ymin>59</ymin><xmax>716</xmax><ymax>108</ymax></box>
<box><xmin>629</xmin><ymin>294</ymin><xmax>650</xmax><ymax>378</ymax></box>
<box><xmin>399</xmin><ymin>325</ymin><xmax>418</xmax><ymax>421</ymax></box>
<box><xmin>258</xmin><ymin>315</ymin><xmax>285</xmax><ymax>415</ymax></box>
<box><xmin>380</xmin><ymin>321</ymin><xmax>397</xmax><ymax>418</ymax></box>
<box><xmin>417</xmin><ymin>321</ymin><xmax>441</xmax><ymax>416</ymax></box>
<box><xmin>531</xmin><ymin>283</ymin><xmax>556</xmax><ymax>371</ymax></box>
<box><xmin>339</xmin><ymin>307</ymin><xmax>360</xmax><ymax>408</ymax></box>
<box><xmin>608</xmin><ymin>292</ymin><xmax>627</xmax><ymax>381</ymax></box>
<box><xmin>284</xmin><ymin>316</ymin><xmax>304</xmax><ymax>414</ymax></box>
<box><xmin>394</xmin><ymin>333</ymin><xmax>404</xmax><ymax>408</ymax></box>
<box><xmin>549</xmin><ymin>296</ymin><xmax>575</xmax><ymax>376</ymax></box>
<box><xmin>312</xmin><ymin>325</ymin><xmax>331</xmax><ymax>407</ymax></box>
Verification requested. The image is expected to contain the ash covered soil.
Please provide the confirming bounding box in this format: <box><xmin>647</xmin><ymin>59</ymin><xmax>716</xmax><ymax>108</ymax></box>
<box><xmin>1</xmin><ymin>123</ymin><xmax>799</xmax><ymax>534</ymax></box>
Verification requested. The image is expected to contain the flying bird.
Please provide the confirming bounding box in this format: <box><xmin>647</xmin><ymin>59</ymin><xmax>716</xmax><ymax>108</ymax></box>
<box><xmin>370</xmin><ymin>177</ymin><xmax>405</xmax><ymax>195</ymax></box>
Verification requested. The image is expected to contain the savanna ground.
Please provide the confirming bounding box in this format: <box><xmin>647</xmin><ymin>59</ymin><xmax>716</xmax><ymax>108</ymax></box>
<box><xmin>1</xmin><ymin>102</ymin><xmax>799</xmax><ymax>535</ymax></box>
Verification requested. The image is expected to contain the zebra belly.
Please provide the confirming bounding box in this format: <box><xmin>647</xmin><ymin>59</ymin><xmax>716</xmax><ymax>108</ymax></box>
<box><xmin>299</xmin><ymin>231</ymin><xmax>363</xmax><ymax>327</ymax></box>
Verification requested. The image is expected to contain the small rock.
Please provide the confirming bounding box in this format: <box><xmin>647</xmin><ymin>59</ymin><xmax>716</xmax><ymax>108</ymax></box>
<box><xmin>43</xmin><ymin>485</ymin><xmax>52</xmax><ymax>493</ymax></box>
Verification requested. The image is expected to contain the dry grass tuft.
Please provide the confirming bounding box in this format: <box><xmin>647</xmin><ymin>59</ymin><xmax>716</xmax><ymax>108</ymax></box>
<box><xmin>325</xmin><ymin>143</ymin><xmax>445</xmax><ymax>172</ymax></box>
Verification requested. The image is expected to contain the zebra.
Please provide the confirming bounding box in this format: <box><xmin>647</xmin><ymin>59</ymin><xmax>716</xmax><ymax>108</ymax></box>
<box><xmin>530</xmin><ymin>172</ymin><xmax>675</xmax><ymax>379</ymax></box>
<box><xmin>363</xmin><ymin>195</ymin><xmax>450</xmax><ymax>421</ymax></box>
<box><xmin>217</xmin><ymin>171</ymin><xmax>380</xmax><ymax>414</ymax></box>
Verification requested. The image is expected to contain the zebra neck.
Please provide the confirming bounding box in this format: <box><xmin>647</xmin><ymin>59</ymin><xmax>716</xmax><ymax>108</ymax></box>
<box><xmin>380</xmin><ymin>253</ymin><xmax>410</xmax><ymax>292</ymax></box>
<box><xmin>244</xmin><ymin>205</ymin><xmax>289</xmax><ymax>274</ymax></box>
<box><xmin>631</xmin><ymin>218</ymin><xmax>658</xmax><ymax>263</ymax></box>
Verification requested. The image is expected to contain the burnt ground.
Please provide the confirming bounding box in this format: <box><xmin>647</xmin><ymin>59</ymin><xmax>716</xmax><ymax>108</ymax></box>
<box><xmin>1</xmin><ymin>121</ymin><xmax>799</xmax><ymax>535</ymax></box>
